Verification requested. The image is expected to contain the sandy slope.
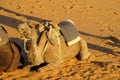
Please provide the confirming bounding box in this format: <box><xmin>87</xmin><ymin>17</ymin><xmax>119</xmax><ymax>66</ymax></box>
<box><xmin>0</xmin><ymin>0</ymin><xmax>120</xmax><ymax>80</ymax></box>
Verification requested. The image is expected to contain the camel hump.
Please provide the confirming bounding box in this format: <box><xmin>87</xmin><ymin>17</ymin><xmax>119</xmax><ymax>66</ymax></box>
<box><xmin>0</xmin><ymin>26</ymin><xmax>9</xmax><ymax>46</ymax></box>
<box><xmin>58</xmin><ymin>19</ymin><xmax>81</xmax><ymax>46</ymax></box>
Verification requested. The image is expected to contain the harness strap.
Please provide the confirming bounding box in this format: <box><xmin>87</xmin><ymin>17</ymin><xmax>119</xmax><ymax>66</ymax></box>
<box><xmin>57</xmin><ymin>37</ymin><xmax>62</xmax><ymax>63</ymax></box>
<box><xmin>41</xmin><ymin>40</ymin><xmax>48</xmax><ymax>60</ymax></box>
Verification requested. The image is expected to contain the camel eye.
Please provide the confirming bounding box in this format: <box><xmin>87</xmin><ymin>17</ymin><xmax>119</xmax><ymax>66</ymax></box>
<box><xmin>29</xmin><ymin>25</ymin><xmax>33</xmax><ymax>28</ymax></box>
<box><xmin>35</xmin><ymin>24</ymin><xmax>39</xmax><ymax>29</ymax></box>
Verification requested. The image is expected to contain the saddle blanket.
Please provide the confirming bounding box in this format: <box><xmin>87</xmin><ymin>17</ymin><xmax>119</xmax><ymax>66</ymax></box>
<box><xmin>58</xmin><ymin>20</ymin><xmax>81</xmax><ymax>46</ymax></box>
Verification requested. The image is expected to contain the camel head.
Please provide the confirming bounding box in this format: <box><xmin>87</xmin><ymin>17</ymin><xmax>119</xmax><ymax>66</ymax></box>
<box><xmin>17</xmin><ymin>20</ymin><xmax>42</xmax><ymax>41</ymax></box>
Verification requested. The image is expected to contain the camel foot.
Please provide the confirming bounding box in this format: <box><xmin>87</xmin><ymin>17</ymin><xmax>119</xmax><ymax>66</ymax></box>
<box><xmin>81</xmin><ymin>52</ymin><xmax>91</xmax><ymax>60</ymax></box>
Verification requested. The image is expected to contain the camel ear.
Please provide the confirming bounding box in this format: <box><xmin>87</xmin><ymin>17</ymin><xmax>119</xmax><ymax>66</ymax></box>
<box><xmin>0</xmin><ymin>26</ymin><xmax>8</xmax><ymax>33</ymax></box>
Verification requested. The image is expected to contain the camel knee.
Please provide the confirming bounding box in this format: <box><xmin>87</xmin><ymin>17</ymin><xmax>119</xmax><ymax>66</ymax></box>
<box><xmin>79</xmin><ymin>38</ymin><xmax>91</xmax><ymax>60</ymax></box>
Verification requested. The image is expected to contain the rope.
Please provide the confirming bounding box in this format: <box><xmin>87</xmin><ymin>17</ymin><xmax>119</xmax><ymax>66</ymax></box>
<box><xmin>24</xmin><ymin>40</ymin><xmax>28</xmax><ymax>53</ymax></box>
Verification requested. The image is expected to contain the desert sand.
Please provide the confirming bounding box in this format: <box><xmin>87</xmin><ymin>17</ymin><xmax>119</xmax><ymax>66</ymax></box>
<box><xmin>0</xmin><ymin>0</ymin><xmax>120</xmax><ymax>80</ymax></box>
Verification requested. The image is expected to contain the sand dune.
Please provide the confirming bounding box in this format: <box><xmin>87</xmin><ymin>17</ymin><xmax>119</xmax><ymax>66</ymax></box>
<box><xmin>0</xmin><ymin>0</ymin><xmax>120</xmax><ymax>79</ymax></box>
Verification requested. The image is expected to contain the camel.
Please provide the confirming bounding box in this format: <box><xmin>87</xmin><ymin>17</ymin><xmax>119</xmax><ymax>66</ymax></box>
<box><xmin>17</xmin><ymin>20</ymin><xmax>91</xmax><ymax>72</ymax></box>
<box><xmin>0</xmin><ymin>26</ymin><xmax>20</xmax><ymax>72</ymax></box>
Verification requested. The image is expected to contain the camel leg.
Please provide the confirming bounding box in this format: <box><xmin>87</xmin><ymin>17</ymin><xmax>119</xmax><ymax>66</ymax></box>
<box><xmin>38</xmin><ymin>62</ymin><xmax>60</xmax><ymax>72</ymax></box>
<box><xmin>79</xmin><ymin>38</ymin><xmax>91</xmax><ymax>60</ymax></box>
<box><xmin>6</xmin><ymin>43</ymin><xmax>20</xmax><ymax>72</ymax></box>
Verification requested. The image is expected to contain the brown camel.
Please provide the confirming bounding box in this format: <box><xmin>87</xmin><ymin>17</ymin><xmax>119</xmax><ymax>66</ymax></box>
<box><xmin>0</xmin><ymin>26</ymin><xmax>20</xmax><ymax>72</ymax></box>
<box><xmin>17</xmin><ymin>20</ymin><xmax>91</xmax><ymax>72</ymax></box>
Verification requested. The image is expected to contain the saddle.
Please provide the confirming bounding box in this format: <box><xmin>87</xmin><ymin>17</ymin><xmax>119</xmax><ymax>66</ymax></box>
<box><xmin>45</xmin><ymin>20</ymin><xmax>81</xmax><ymax>46</ymax></box>
<box><xmin>58</xmin><ymin>20</ymin><xmax>81</xmax><ymax>46</ymax></box>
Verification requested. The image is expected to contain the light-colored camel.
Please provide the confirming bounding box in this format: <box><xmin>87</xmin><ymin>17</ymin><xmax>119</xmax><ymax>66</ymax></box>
<box><xmin>17</xmin><ymin>20</ymin><xmax>91</xmax><ymax>72</ymax></box>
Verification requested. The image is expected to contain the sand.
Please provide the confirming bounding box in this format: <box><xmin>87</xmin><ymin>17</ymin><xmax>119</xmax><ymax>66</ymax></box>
<box><xmin>0</xmin><ymin>0</ymin><xmax>120</xmax><ymax>80</ymax></box>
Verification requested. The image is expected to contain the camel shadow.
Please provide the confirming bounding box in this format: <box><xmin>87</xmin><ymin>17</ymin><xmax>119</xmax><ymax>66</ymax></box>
<box><xmin>0</xmin><ymin>15</ymin><xmax>23</xmax><ymax>28</ymax></box>
<box><xmin>79</xmin><ymin>31</ymin><xmax>120</xmax><ymax>55</ymax></box>
<box><xmin>0</xmin><ymin>7</ymin><xmax>50</xmax><ymax>28</ymax></box>
<box><xmin>87</xmin><ymin>42</ymin><xmax>113</xmax><ymax>53</ymax></box>
<box><xmin>0</xmin><ymin>7</ymin><xmax>44</xmax><ymax>22</ymax></box>
<box><xmin>79</xmin><ymin>31</ymin><xmax>108</xmax><ymax>39</ymax></box>
<box><xmin>0</xmin><ymin>7</ymin><xmax>119</xmax><ymax>57</ymax></box>
<box><xmin>106</xmin><ymin>36</ymin><xmax>120</xmax><ymax>48</ymax></box>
